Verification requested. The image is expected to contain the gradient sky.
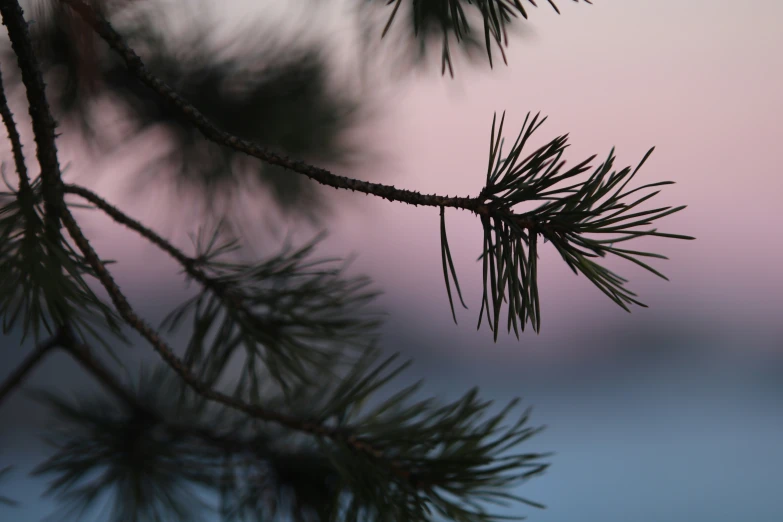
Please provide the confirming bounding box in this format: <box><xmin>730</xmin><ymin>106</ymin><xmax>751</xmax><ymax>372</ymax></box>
<box><xmin>1</xmin><ymin>1</ymin><xmax>782</xmax><ymax>521</ymax></box>
<box><xmin>73</xmin><ymin>0</ymin><xmax>782</xmax><ymax>360</ymax></box>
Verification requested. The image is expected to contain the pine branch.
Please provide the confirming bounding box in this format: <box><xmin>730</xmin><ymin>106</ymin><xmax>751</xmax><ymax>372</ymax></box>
<box><xmin>50</xmin><ymin>336</ymin><xmax>549</xmax><ymax>521</ymax></box>
<box><xmin>58</xmin><ymin>0</ymin><xmax>694</xmax><ymax>341</ymax></box>
<box><xmin>34</xmin><ymin>310</ymin><xmax>548</xmax><ymax>522</ymax></box>
<box><xmin>0</xmin><ymin>180</ymin><xmax>128</xmax><ymax>347</ymax></box>
<box><xmin>60</xmin><ymin>336</ymin><xmax>297</xmax><ymax>457</ymax></box>
<box><xmin>58</xmin><ymin>0</ymin><xmax>480</xmax><ymax>210</ymax></box>
<box><xmin>0</xmin><ymin>0</ymin><xmax>65</xmax><ymax>251</ymax></box>
<box><xmin>465</xmin><ymin>112</ymin><xmax>694</xmax><ymax>338</ymax></box>
<box><xmin>0</xmin><ymin>329</ymin><xmax>63</xmax><ymax>407</ymax></box>
<box><xmin>63</xmin><ymin>183</ymin><xmax>244</xmax><ymax>305</ymax></box>
<box><xmin>0</xmin><ymin>2</ymin><xmax>689</xmax><ymax>520</ymax></box>
<box><xmin>37</xmin><ymin>340</ymin><xmax>345</xmax><ymax>521</ymax></box>
<box><xmin>0</xmin><ymin>63</ymin><xmax>31</xmax><ymax>193</ymax></box>
<box><xmin>56</xmin><ymin>200</ymin><xmax>419</xmax><ymax>484</ymax></box>
<box><xmin>13</xmin><ymin>2</ymin><xmax>356</xmax><ymax>225</ymax></box>
<box><xmin>64</xmin><ymin>183</ymin><xmax>381</xmax><ymax>394</ymax></box>
<box><xmin>0</xmin><ymin>1</ymin><xmax>125</xmax><ymax>348</ymax></box>
<box><xmin>57</xmin><ymin>200</ymin><xmax>547</xmax><ymax>521</ymax></box>
<box><xmin>2</xmin><ymin>2</ymin><xmax>541</xmax><ymax>504</ymax></box>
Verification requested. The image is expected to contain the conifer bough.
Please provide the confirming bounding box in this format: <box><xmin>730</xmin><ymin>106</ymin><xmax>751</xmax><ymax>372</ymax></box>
<box><xmin>59</xmin><ymin>0</ymin><xmax>692</xmax><ymax>342</ymax></box>
<box><xmin>0</xmin><ymin>0</ymin><xmax>695</xmax><ymax>520</ymax></box>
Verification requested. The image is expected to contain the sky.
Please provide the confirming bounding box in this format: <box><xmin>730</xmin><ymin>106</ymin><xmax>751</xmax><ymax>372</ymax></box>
<box><xmin>1</xmin><ymin>0</ymin><xmax>782</xmax><ymax>521</ymax></box>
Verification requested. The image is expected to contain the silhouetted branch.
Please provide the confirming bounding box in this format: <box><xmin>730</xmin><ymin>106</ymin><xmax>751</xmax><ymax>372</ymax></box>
<box><xmin>64</xmin><ymin>183</ymin><xmax>247</xmax><ymax>308</ymax></box>
<box><xmin>58</xmin><ymin>0</ymin><xmax>484</xmax><ymax>212</ymax></box>
<box><xmin>61</xmin><ymin>336</ymin><xmax>278</xmax><ymax>455</ymax></box>
<box><xmin>2</xmin><ymin>0</ymin><xmax>384</xmax><ymax>477</ymax></box>
<box><xmin>58</xmin><ymin>0</ymin><xmax>693</xmax><ymax>339</ymax></box>
<box><xmin>0</xmin><ymin>330</ymin><xmax>63</xmax><ymax>407</ymax></box>
<box><xmin>61</xmin><ymin>334</ymin><xmax>139</xmax><ymax>407</ymax></box>
<box><xmin>0</xmin><ymin>63</ymin><xmax>30</xmax><ymax>191</ymax></box>
<box><xmin>57</xmin><ymin>201</ymin><xmax>420</xmax><ymax>486</ymax></box>
<box><xmin>0</xmin><ymin>3</ymin><xmax>616</xmax><ymax>519</ymax></box>
<box><xmin>64</xmin><ymin>340</ymin><xmax>213</xmax><ymax>451</ymax></box>
<box><xmin>30</xmin><ymin>344</ymin><xmax>348</xmax><ymax>522</ymax></box>
<box><xmin>0</xmin><ymin>3</ymin><xmax>393</xmax><ymax>469</ymax></box>
<box><xmin>0</xmin><ymin>0</ymin><xmax>65</xmax><ymax>243</ymax></box>
<box><xmin>65</xmin><ymin>182</ymin><xmax>380</xmax><ymax>396</ymax></box>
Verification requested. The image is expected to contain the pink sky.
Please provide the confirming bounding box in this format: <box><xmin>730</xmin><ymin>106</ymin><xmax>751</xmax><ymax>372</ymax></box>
<box><xmin>60</xmin><ymin>0</ymin><xmax>782</xmax><ymax>361</ymax></box>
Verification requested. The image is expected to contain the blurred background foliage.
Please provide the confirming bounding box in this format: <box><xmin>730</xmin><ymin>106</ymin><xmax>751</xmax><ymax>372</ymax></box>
<box><xmin>5</xmin><ymin>0</ymin><xmax>372</xmax><ymax>231</ymax></box>
<box><xmin>355</xmin><ymin>0</ymin><xmax>550</xmax><ymax>78</ymax></box>
<box><xmin>27</xmin><ymin>362</ymin><xmax>345</xmax><ymax>522</ymax></box>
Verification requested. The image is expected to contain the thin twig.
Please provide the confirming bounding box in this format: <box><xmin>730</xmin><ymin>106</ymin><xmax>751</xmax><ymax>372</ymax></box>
<box><xmin>57</xmin><ymin>0</ymin><xmax>568</xmax><ymax>243</ymax></box>
<box><xmin>0</xmin><ymin>0</ymin><xmax>66</xmax><ymax>240</ymax></box>
<box><xmin>0</xmin><ymin>331</ymin><xmax>64</xmax><ymax>407</ymax></box>
<box><xmin>57</xmin><ymin>203</ymin><xmax>415</xmax><ymax>481</ymax></box>
<box><xmin>62</xmin><ymin>337</ymin><xmax>296</xmax><ymax>455</ymax></box>
<box><xmin>59</xmin><ymin>329</ymin><xmax>141</xmax><ymax>408</ymax></box>
<box><xmin>0</xmin><ymin>63</ymin><xmax>30</xmax><ymax>193</ymax></box>
<box><xmin>64</xmin><ymin>183</ymin><xmax>246</xmax><ymax>307</ymax></box>
<box><xmin>58</xmin><ymin>0</ymin><xmax>560</xmax><ymax>242</ymax></box>
<box><xmin>58</xmin><ymin>0</ymin><xmax>487</xmax><ymax>213</ymax></box>
<box><xmin>64</xmin><ymin>185</ymin><xmax>200</xmax><ymax>268</ymax></box>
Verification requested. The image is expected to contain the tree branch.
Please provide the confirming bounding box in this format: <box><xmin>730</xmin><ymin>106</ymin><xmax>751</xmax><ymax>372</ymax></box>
<box><xmin>57</xmin><ymin>0</ymin><xmax>488</xmax><ymax>213</ymax></box>
<box><xmin>0</xmin><ymin>0</ymin><xmax>65</xmax><ymax>239</ymax></box>
<box><xmin>0</xmin><ymin>0</ymin><xmax>416</xmax><ymax>484</ymax></box>
<box><xmin>56</xmin><ymin>0</ymin><xmax>693</xmax><ymax>338</ymax></box>
<box><xmin>63</xmin><ymin>183</ymin><xmax>247</xmax><ymax>308</ymax></box>
<box><xmin>61</xmin><ymin>336</ymin><xmax>301</xmax><ymax>456</ymax></box>
<box><xmin>58</xmin><ymin>327</ymin><xmax>140</xmax><ymax>408</ymax></box>
<box><xmin>0</xmin><ymin>331</ymin><xmax>64</xmax><ymax>407</ymax></box>
<box><xmin>56</xmin><ymin>0</ymin><xmax>584</xmax><ymax>252</ymax></box>
<box><xmin>57</xmin><ymin>202</ymin><xmax>415</xmax><ymax>482</ymax></box>
<box><xmin>0</xmin><ymin>63</ymin><xmax>30</xmax><ymax>192</ymax></box>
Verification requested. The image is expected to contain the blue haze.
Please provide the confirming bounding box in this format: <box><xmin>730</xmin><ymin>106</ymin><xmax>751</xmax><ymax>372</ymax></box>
<box><xmin>2</xmin><ymin>316</ymin><xmax>781</xmax><ymax>522</ymax></box>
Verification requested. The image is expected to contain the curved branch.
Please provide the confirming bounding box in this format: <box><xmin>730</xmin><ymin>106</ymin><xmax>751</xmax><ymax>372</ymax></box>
<box><xmin>54</xmin><ymin>0</ymin><xmax>587</xmax><ymax>244</ymax></box>
<box><xmin>0</xmin><ymin>331</ymin><xmax>64</xmax><ymax>407</ymax></box>
<box><xmin>57</xmin><ymin>202</ymin><xmax>415</xmax><ymax>483</ymax></box>
<box><xmin>60</xmin><ymin>328</ymin><xmax>140</xmax><ymax>408</ymax></box>
<box><xmin>62</xmin><ymin>184</ymin><xmax>366</xmax><ymax>370</ymax></box>
<box><xmin>63</xmin><ymin>183</ymin><xmax>243</xmax><ymax>305</ymax></box>
<box><xmin>61</xmin><ymin>337</ymin><xmax>277</xmax><ymax>455</ymax></box>
<box><xmin>58</xmin><ymin>0</ymin><xmax>485</xmax><ymax>213</ymax></box>
<box><xmin>57</xmin><ymin>0</ymin><xmax>694</xmax><ymax>339</ymax></box>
